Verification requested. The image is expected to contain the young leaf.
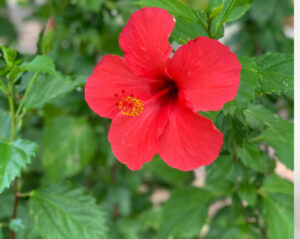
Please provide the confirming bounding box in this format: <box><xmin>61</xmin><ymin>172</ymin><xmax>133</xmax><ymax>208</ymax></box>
<box><xmin>254</xmin><ymin>53</ymin><xmax>293</xmax><ymax>96</ymax></box>
<box><xmin>244</xmin><ymin>105</ymin><xmax>293</xmax><ymax>169</ymax></box>
<box><xmin>29</xmin><ymin>183</ymin><xmax>108</xmax><ymax>239</ymax></box>
<box><xmin>20</xmin><ymin>55</ymin><xmax>56</xmax><ymax>74</ymax></box>
<box><xmin>137</xmin><ymin>0</ymin><xmax>208</xmax><ymax>30</ymax></box>
<box><xmin>237</xmin><ymin>183</ymin><xmax>257</xmax><ymax>206</ymax></box>
<box><xmin>158</xmin><ymin>187</ymin><xmax>213</xmax><ymax>239</ymax></box>
<box><xmin>42</xmin><ymin>116</ymin><xmax>97</xmax><ymax>182</ymax></box>
<box><xmin>0</xmin><ymin>139</ymin><xmax>38</xmax><ymax>193</ymax></box>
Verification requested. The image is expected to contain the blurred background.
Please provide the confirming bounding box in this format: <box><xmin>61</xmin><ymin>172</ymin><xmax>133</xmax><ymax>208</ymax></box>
<box><xmin>0</xmin><ymin>0</ymin><xmax>294</xmax><ymax>238</ymax></box>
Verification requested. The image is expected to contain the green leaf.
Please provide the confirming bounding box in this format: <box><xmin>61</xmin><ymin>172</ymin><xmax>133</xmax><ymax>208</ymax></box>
<box><xmin>9</xmin><ymin>218</ymin><xmax>26</xmax><ymax>232</ymax></box>
<box><xmin>223</xmin><ymin>57</ymin><xmax>260</xmax><ymax>115</ymax></box>
<box><xmin>137</xmin><ymin>0</ymin><xmax>208</xmax><ymax>30</ymax></box>
<box><xmin>237</xmin><ymin>143</ymin><xmax>267</xmax><ymax>173</ymax></box>
<box><xmin>143</xmin><ymin>155</ymin><xmax>191</xmax><ymax>187</ymax></box>
<box><xmin>261</xmin><ymin>173</ymin><xmax>293</xmax><ymax>196</ymax></box>
<box><xmin>0</xmin><ymin>46</ymin><xmax>17</xmax><ymax>66</ymax></box>
<box><xmin>254</xmin><ymin>53</ymin><xmax>294</xmax><ymax>96</ymax></box>
<box><xmin>24</xmin><ymin>74</ymin><xmax>77</xmax><ymax>110</ymax></box>
<box><xmin>20</xmin><ymin>55</ymin><xmax>56</xmax><ymax>74</ymax></box>
<box><xmin>171</xmin><ymin>17</ymin><xmax>208</xmax><ymax>44</ymax></box>
<box><xmin>158</xmin><ymin>187</ymin><xmax>213</xmax><ymax>239</ymax></box>
<box><xmin>29</xmin><ymin>183</ymin><xmax>107</xmax><ymax>239</ymax></box>
<box><xmin>244</xmin><ymin>105</ymin><xmax>293</xmax><ymax>169</ymax></box>
<box><xmin>237</xmin><ymin>183</ymin><xmax>257</xmax><ymax>206</ymax></box>
<box><xmin>42</xmin><ymin>116</ymin><xmax>97</xmax><ymax>182</ymax></box>
<box><xmin>263</xmin><ymin>193</ymin><xmax>293</xmax><ymax>239</ymax></box>
<box><xmin>226</xmin><ymin>0</ymin><xmax>253</xmax><ymax>22</ymax></box>
<box><xmin>73</xmin><ymin>0</ymin><xmax>104</xmax><ymax>12</ymax></box>
<box><xmin>0</xmin><ymin>109</ymin><xmax>11</xmax><ymax>140</ymax></box>
<box><xmin>0</xmin><ymin>139</ymin><xmax>38</xmax><ymax>193</ymax></box>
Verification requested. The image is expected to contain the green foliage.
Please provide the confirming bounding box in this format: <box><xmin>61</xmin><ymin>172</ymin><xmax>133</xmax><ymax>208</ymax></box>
<box><xmin>245</xmin><ymin>105</ymin><xmax>293</xmax><ymax>169</ymax></box>
<box><xmin>0</xmin><ymin>0</ymin><xmax>294</xmax><ymax>238</ymax></box>
<box><xmin>261</xmin><ymin>174</ymin><xmax>293</xmax><ymax>239</ymax></box>
<box><xmin>29</xmin><ymin>183</ymin><xmax>108</xmax><ymax>239</ymax></box>
<box><xmin>254</xmin><ymin>53</ymin><xmax>294</xmax><ymax>96</ymax></box>
<box><xmin>42</xmin><ymin>116</ymin><xmax>97</xmax><ymax>182</ymax></box>
<box><xmin>158</xmin><ymin>187</ymin><xmax>213</xmax><ymax>239</ymax></box>
<box><xmin>0</xmin><ymin>140</ymin><xmax>37</xmax><ymax>193</ymax></box>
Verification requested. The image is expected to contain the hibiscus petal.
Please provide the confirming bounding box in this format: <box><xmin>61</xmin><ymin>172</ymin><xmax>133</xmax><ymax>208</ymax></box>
<box><xmin>85</xmin><ymin>55</ymin><xmax>152</xmax><ymax>119</ymax></box>
<box><xmin>159</xmin><ymin>105</ymin><xmax>223</xmax><ymax>171</ymax></box>
<box><xmin>108</xmin><ymin>100</ymin><xmax>170</xmax><ymax>171</ymax></box>
<box><xmin>168</xmin><ymin>36</ymin><xmax>241</xmax><ymax>112</ymax></box>
<box><xmin>119</xmin><ymin>7</ymin><xmax>175</xmax><ymax>78</ymax></box>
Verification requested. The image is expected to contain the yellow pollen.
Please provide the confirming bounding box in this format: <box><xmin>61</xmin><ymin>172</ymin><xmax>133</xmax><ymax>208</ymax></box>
<box><xmin>117</xmin><ymin>96</ymin><xmax>144</xmax><ymax>117</ymax></box>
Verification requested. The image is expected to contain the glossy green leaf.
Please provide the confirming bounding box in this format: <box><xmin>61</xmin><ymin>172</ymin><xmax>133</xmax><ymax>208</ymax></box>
<box><xmin>24</xmin><ymin>74</ymin><xmax>77</xmax><ymax>110</ymax></box>
<box><xmin>254</xmin><ymin>53</ymin><xmax>294</xmax><ymax>96</ymax></box>
<box><xmin>29</xmin><ymin>183</ymin><xmax>108</xmax><ymax>239</ymax></box>
<box><xmin>42</xmin><ymin>116</ymin><xmax>97</xmax><ymax>182</ymax></box>
<box><xmin>158</xmin><ymin>187</ymin><xmax>213</xmax><ymax>239</ymax></box>
<box><xmin>20</xmin><ymin>55</ymin><xmax>56</xmax><ymax>74</ymax></box>
<box><xmin>0</xmin><ymin>139</ymin><xmax>38</xmax><ymax>193</ymax></box>
<box><xmin>261</xmin><ymin>173</ymin><xmax>293</xmax><ymax>195</ymax></box>
<box><xmin>244</xmin><ymin>105</ymin><xmax>293</xmax><ymax>169</ymax></box>
<box><xmin>137</xmin><ymin>0</ymin><xmax>208</xmax><ymax>30</ymax></box>
<box><xmin>226</xmin><ymin>0</ymin><xmax>253</xmax><ymax>22</ymax></box>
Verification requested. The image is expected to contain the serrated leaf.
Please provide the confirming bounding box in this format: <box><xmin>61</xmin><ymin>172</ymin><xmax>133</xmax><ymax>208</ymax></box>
<box><xmin>20</xmin><ymin>55</ymin><xmax>56</xmax><ymax>74</ymax></box>
<box><xmin>158</xmin><ymin>187</ymin><xmax>213</xmax><ymax>239</ymax></box>
<box><xmin>223</xmin><ymin>57</ymin><xmax>259</xmax><ymax>115</ymax></box>
<box><xmin>0</xmin><ymin>139</ymin><xmax>38</xmax><ymax>193</ymax></box>
<box><xmin>254</xmin><ymin>53</ymin><xmax>293</xmax><ymax>96</ymax></box>
<box><xmin>24</xmin><ymin>74</ymin><xmax>77</xmax><ymax>110</ymax></box>
<box><xmin>137</xmin><ymin>0</ymin><xmax>208</xmax><ymax>30</ymax></box>
<box><xmin>29</xmin><ymin>183</ymin><xmax>107</xmax><ymax>239</ymax></box>
<box><xmin>237</xmin><ymin>143</ymin><xmax>267</xmax><ymax>173</ymax></box>
<box><xmin>42</xmin><ymin>116</ymin><xmax>97</xmax><ymax>182</ymax></box>
<box><xmin>244</xmin><ymin>105</ymin><xmax>293</xmax><ymax>169</ymax></box>
<box><xmin>226</xmin><ymin>0</ymin><xmax>252</xmax><ymax>22</ymax></box>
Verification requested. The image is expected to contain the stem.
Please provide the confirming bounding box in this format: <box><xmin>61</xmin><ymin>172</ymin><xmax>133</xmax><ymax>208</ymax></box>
<box><xmin>7</xmin><ymin>76</ymin><xmax>17</xmax><ymax>239</ymax></box>
<box><xmin>16</xmin><ymin>72</ymin><xmax>38</xmax><ymax>117</ymax></box>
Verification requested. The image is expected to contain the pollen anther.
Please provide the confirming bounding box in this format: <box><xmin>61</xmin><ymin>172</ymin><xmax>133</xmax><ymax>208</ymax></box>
<box><xmin>117</xmin><ymin>96</ymin><xmax>144</xmax><ymax>117</ymax></box>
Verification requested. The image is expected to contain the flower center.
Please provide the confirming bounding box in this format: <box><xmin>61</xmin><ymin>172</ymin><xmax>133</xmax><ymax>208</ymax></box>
<box><xmin>115</xmin><ymin>95</ymin><xmax>144</xmax><ymax>117</ymax></box>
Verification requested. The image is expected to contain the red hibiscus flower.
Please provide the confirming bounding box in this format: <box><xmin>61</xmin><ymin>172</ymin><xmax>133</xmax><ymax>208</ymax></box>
<box><xmin>85</xmin><ymin>7</ymin><xmax>241</xmax><ymax>171</ymax></box>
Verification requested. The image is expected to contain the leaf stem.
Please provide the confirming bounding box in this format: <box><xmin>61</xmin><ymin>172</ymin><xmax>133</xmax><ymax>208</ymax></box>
<box><xmin>16</xmin><ymin>72</ymin><xmax>38</xmax><ymax>117</ymax></box>
<box><xmin>0</xmin><ymin>78</ymin><xmax>8</xmax><ymax>95</ymax></box>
